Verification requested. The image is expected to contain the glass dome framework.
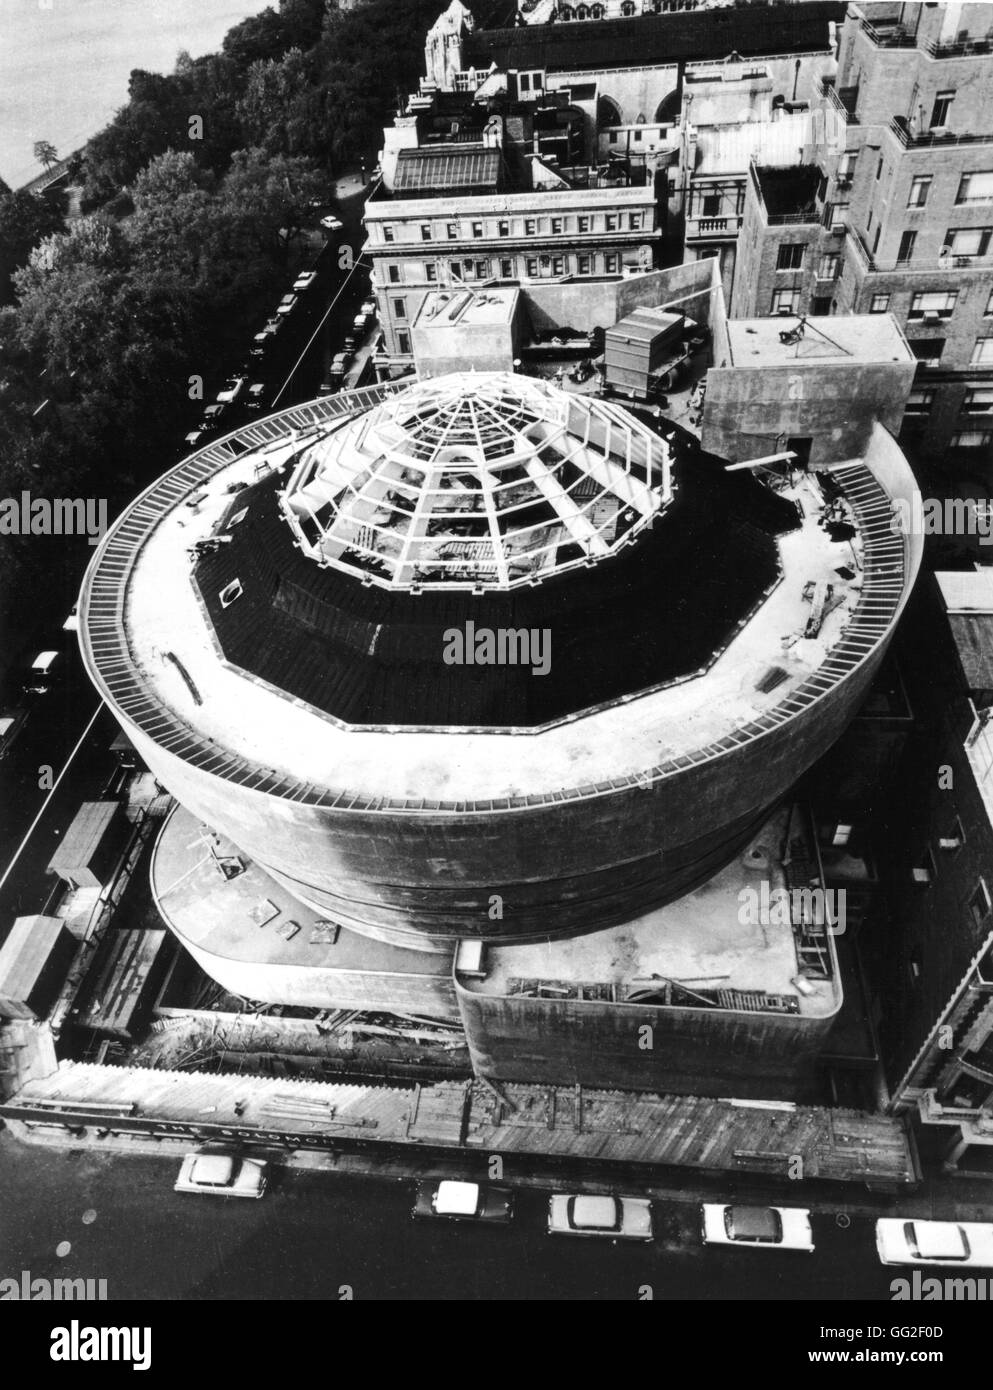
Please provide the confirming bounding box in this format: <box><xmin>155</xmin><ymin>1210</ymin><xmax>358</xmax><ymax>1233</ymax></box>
<box><xmin>279</xmin><ymin>372</ymin><xmax>673</xmax><ymax>591</ymax></box>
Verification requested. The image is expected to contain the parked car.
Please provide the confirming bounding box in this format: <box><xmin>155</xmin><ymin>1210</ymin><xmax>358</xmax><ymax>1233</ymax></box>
<box><xmin>276</xmin><ymin>294</ymin><xmax>298</xmax><ymax>317</ymax></box>
<box><xmin>22</xmin><ymin>650</ymin><xmax>59</xmax><ymax>695</ymax></box>
<box><xmin>360</xmin><ymin>298</ymin><xmax>377</xmax><ymax>319</ymax></box>
<box><xmin>201</xmin><ymin>403</ymin><xmax>227</xmax><ymax>431</ymax></box>
<box><xmin>341</xmin><ymin>335</ymin><xmax>358</xmax><ymax>356</ymax></box>
<box><xmin>184</xmin><ymin>428</ymin><xmax>206</xmax><ymax>448</ymax></box>
<box><xmin>875</xmin><ymin>1219</ymin><xmax>993</xmax><ymax>1267</ymax></box>
<box><xmin>62</xmin><ymin>604</ymin><xmax>79</xmax><ymax>633</ymax></box>
<box><xmin>701</xmin><ymin>1204</ymin><xmax>814</xmax><ymax>1252</ymax></box>
<box><xmin>246</xmin><ymin>383</ymin><xmax>267</xmax><ymax>411</ymax></box>
<box><xmin>175</xmin><ymin>1151</ymin><xmax>268</xmax><ymax>1199</ymax></box>
<box><xmin>547</xmin><ymin>1193</ymin><xmax>653</xmax><ymax>1241</ymax></box>
<box><xmin>216</xmin><ymin>375</ymin><xmax>247</xmax><ymax>404</ymax></box>
<box><xmin>0</xmin><ymin>708</ymin><xmax>29</xmax><ymax>759</ymax></box>
<box><xmin>320</xmin><ymin>214</ymin><xmax>343</xmax><ymax>233</ymax></box>
<box><xmin>352</xmin><ymin>312</ymin><xmax>368</xmax><ymax>334</ymax></box>
<box><xmin>293</xmin><ymin>270</ymin><xmax>318</xmax><ymax>292</ymax></box>
<box><xmin>412</xmin><ymin>1180</ymin><xmax>514</xmax><ymax>1224</ymax></box>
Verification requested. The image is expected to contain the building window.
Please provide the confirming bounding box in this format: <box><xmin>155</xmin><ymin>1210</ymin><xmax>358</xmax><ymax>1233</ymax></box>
<box><xmin>425</xmin><ymin>264</ymin><xmax>437</xmax><ymax>282</ymax></box>
<box><xmin>605</xmin><ymin>213</ymin><xmax>618</xmax><ymax>231</ymax></box>
<box><xmin>869</xmin><ymin>293</ymin><xmax>890</xmax><ymax>313</ymax></box>
<box><xmin>525</xmin><ymin>257</ymin><xmax>539</xmax><ymax>277</ymax></box>
<box><xmin>388</xmin><ymin>265</ymin><xmax>400</xmax><ymax>284</ymax></box>
<box><xmin>904</xmin><ymin>389</ymin><xmax>934</xmax><ymax>415</ymax></box>
<box><xmin>964</xmin><ymin>388</ymin><xmax>993</xmax><ymax>413</ymax></box>
<box><xmin>499</xmin><ymin>258</ymin><xmax>513</xmax><ymax>278</ymax></box>
<box><xmin>475</xmin><ymin>260</ymin><xmax>489</xmax><ymax>278</ymax></box>
<box><xmin>421</xmin><ymin>224</ymin><xmax>432</xmax><ymax>241</ymax></box>
<box><xmin>776</xmin><ymin>243</ymin><xmax>805</xmax><ymax>270</ymax></box>
<box><xmin>907</xmin><ymin>175</ymin><xmax>932</xmax><ymax>208</ymax></box>
<box><xmin>944</xmin><ymin>227</ymin><xmax>993</xmax><ymax>259</ymax></box>
<box><xmin>970</xmin><ymin>879</ymin><xmax>992</xmax><ymax>929</ymax></box>
<box><xmin>578</xmin><ymin>253</ymin><xmax>592</xmax><ymax>274</ymax></box>
<box><xmin>472</xmin><ymin>221</ymin><xmax>483</xmax><ymax>239</ymax></box>
<box><xmin>525</xmin><ymin>218</ymin><xmax>537</xmax><ymax>235</ymax></box>
<box><xmin>930</xmin><ymin>90</ymin><xmax>955</xmax><ymax>128</ymax></box>
<box><xmin>397</xmin><ymin>330</ymin><xmax>411</xmax><ymax>355</ymax></box>
<box><xmin>449</xmin><ymin>261</ymin><xmax>462</xmax><ymax>281</ymax></box>
<box><xmin>629</xmin><ymin>212</ymin><xmax>642</xmax><ymax>229</ymax></box>
<box><xmin>971</xmin><ymin>338</ymin><xmax>993</xmax><ymax>365</ymax></box>
<box><xmin>817</xmin><ymin>253</ymin><xmax>840</xmax><ymax>279</ymax></box>
<box><xmin>578</xmin><ymin>215</ymin><xmax>590</xmax><ymax>232</ymax></box>
<box><xmin>633</xmin><ymin>129</ymin><xmax>643</xmax><ymax>142</ymax></box>
<box><xmin>811</xmin><ymin>297</ymin><xmax>832</xmax><ymax>317</ymax></box>
<box><xmin>876</xmin><ymin>156</ymin><xmax>883</xmax><ymax>181</ymax></box>
<box><xmin>609</xmin><ymin>132</ymin><xmax>618</xmax><ymax>145</ymax></box>
<box><xmin>447</xmin><ymin>222</ymin><xmax>458</xmax><ymax>240</ymax></box>
<box><xmin>383</xmin><ymin>224</ymin><xmax>394</xmax><ymax>243</ymax></box>
<box><xmin>908</xmin><ymin>291</ymin><xmax>957</xmax><ymax>321</ymax></box>
<box><xmin>552</xmin><ymin>256</ymin><xmax>564</xmax><ymax>275</ymax></box>
<box><xmin>551</xmin><ymin>217</ymin><xmax>563</xmax><ymax>234</ymax></box>
<box><xmin>897</xmin><ymin>229</ymin><xmax>917</xmax><ymax>264</ymax></box>
<box><xmin>956</xmin><ymin>171</ymin><xmax>993</xmax><ymax>205</ymax></box>
<box><xmin>872</xmin><ymin>226</ymin><xmax>881</xmax><ymax>254</ymax></box>
<box><xmin>392</xmin><ymin>298</ymin><xmax>406</xmax><ymax>321</ymax></box>
<box><xmin>908</xmin><ymin>337</ymin><xmax>945</xmax><ymax>367</ymax></box>
<box><xmin>951</xmin><ymin>429</ymin><xmax>993</xmax><ymax>450</ymax></box>
<box><xmin>701</xmin><ymin>194</ymin><xmax>720</xmax><ymax>217</ymax></box>
<box><xmin>604</xmin><ymin>252</ymin><xmax>620</xmax><ymax>273</ymax></box>
<box><xmin>498</xmin><ymin>220</ymin><xmax>510</xmax><ymax>237</ymax></box>
<box><xmin>771</xmin><ymin>287</ymin><xmax>800</xmax><ymax>315</ymax></box>
<box><xmin>830</xmin><ymin>203</ymin><xmax>849</xmax><ymax>230</ymax></box>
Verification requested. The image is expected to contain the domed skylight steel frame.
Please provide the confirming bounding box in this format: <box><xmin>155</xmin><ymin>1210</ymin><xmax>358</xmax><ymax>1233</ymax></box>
<box><xmin>278</xmin><ymin>372</ymin><xmax>673</xmax><ymax>591</ymax></box>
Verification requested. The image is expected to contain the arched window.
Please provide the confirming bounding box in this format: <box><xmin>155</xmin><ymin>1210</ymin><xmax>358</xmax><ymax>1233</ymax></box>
<box><xmin>654</xmin><ymin>90</ymin><xmax>681</xmax><ymax>124</ymax></box>
<box><xmin>575</xmin><ymin>4</ymin><xmax>589</xmax><ymax>17</ymax></box>
<box><xmin>597</xmin><ymin>95</ymin><xmax>622</xmax><ymax>128</ymax></box>
<box><xmin>558</xmin><ymin>4</ymin><xmax>574</xmax><ymax>17</ymax></box>
<box><xmin>621</xmin><ymin>1</ymin><xmax>637</xmax><ymax>15</ymax></box>
<box><xmin>590</xmin><ymin>3</ymin><xmax>605</xmax><ymax>16</ymax></box>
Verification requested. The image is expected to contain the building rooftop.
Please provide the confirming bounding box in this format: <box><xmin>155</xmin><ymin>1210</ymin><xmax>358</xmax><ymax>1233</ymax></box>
<box><xmin>414</xmin><ymin>287</ymin><xmax>519</xmax><ymax>330</ymax></box>
<box><xmin>465</xmin><ymin>4</ymin><xmax>842</xmax><ymax>73</ymax></box>
<box><xmin>937</xmin><ymin>569</ymin><xmax>993</xmax><ymax>691</ymax></box>
<box><xmin>725</xmin><ymin>314</ymin><xmax>913</xmax><ymax>367</ymax></box>
<box><xmin>755</xmin><ymin>163</ymin><xmax>823</xmax><ymax>219</ymax></box>
<box><xmin>459</xmin><ymin>805</ymin><xmax>840</xmax><ymax>1019</ymax></box>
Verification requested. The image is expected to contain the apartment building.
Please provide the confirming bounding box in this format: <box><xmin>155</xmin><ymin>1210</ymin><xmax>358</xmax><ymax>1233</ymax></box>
<box><xmin>729</xmin><ymin>3</ymin><xmax>993</xmax><ymax>463</ymax></box>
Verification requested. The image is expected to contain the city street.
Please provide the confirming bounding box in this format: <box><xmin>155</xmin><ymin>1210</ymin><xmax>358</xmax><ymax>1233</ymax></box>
<box><xmin>0</xmin><ymin>1132</ymin><xmax>907</xmax><ymax>1302</ymax></box>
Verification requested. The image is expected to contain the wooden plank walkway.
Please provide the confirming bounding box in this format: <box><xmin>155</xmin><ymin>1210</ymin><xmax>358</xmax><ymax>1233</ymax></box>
<box><xmin>3</xmin><ymin>1063</ymin><xmax>918</xmax><ymax>1185</ymax></box>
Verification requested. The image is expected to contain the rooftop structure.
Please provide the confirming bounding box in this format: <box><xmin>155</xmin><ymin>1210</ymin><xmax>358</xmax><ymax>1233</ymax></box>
<box><xmin>80</xmin><ymin>369</ymin><xmax>921</xmax><ymax>955</ymax></box>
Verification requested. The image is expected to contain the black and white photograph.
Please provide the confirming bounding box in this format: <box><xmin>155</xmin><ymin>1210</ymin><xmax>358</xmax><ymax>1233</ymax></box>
<box><xmin>0</xmin><ymin>0</ymin><xmax>991</xmax><ymax>1343</ymax></box>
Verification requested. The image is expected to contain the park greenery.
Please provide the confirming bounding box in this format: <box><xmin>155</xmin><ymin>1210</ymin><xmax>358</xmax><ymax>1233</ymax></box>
<box><xmin>0</xmin><ymin>0</ymin><xmax>449</xmax><ymax>654</ymax></box>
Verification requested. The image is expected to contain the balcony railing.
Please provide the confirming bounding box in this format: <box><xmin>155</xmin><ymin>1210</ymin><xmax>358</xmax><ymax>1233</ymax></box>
<box><xmin>821</xmin><ymin>78</ymin><xmax>858</xmax><ymax>126</ymax></box>
<box><xmin>860</xmin><ymin>17</ymin><xmax>993</xmax><ymax>58</ymax></box>
<box><xmin>685</xmin><ymin>214</ymin><xmax>741</xmax><ymax>240</ymax></box>
<box><xmin>890</xmin><ymin>115</ymin><xmax>993</xmax><ymax>148</ymax></box>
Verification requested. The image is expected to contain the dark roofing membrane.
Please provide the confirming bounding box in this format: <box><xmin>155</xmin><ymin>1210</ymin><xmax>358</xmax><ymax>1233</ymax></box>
<box><xmin>192</xmin><ymin>428</ymin><xmax>800</xmax><ymax>729</ymax></box>
<box><xmin>465</xmin><ymin>3</ymin><xmax>843</xmax><ymax>73</ymax></box>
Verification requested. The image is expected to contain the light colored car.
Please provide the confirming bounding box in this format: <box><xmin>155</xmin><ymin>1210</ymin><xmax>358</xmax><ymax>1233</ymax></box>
<box><xmin>0</xmin><ymin>709</ymin><xmax>29</xmax><ymax>760</ymax></box>
<box><xmin>352</xmin><ymin>312</ymin><xmax>368</xmax><ymax>334</ymax></box>
<box><xmin>412</xmin><ymin>1179</ymin><xmax>514</xmax><ymax>1223</ymax></box>
<box><xmin>293</xmin><ymin>270</ymin><xmax>318</xmax><ymax>292</ymax></box>
<box><xmin>23</xmin><ymin>650</ymin><xmax>59</xmax><ymax>695</ymax></box>
<box><xmin>360</xmin><ymin>298</ymin><xmax>376</xmax><ymax>319</ymax></box>
<box><xmin>702</xmin><ymin>1204</ymin><xmax>814</xmax><ymax>1252</ymax></box>
<box><xmin>276</xmin><ymin>294</ymin><xmax>297</xmax><ymax>317</ymax></box>
<box><xmin>216</xmin><ymin>375</ymin><xmax>247</xmax><ymax>404</ymax></box>
<box><xmin>62</xmin><ymin>604</ymin><xmax>79</xmax><ymax>633</ymax></box>
<box><xmin>184</xmin><ymin>428</ymin><xmax>206</xmax><ymax>447</ymax></box>
<box><xmin>246</xmin><ymin>383</ymin><xmax>266</xmax><ymax>410</ymax></box>
<box><xmin>201</xmin><ymin>403</ymin><xmax>227</xmax><ymax>429</ymax></box>
<box><xmin>175</xmin><ymin>1152</ymin><xmax>268</xmax><ymax>1199</ymax></box>
<box><xmin>320</xmin><ymin>214</ymin><xmax>343</xmax><ymax>232</ymax></box>
<box><xmin>548</xmin><ymin>1193</ymin><xmax>653</xmax><ymax>1241</ymax></box>
<box><xmin>875</xmin><ymin>1219</ymin><xmax>993</xmax><ymax>1267</ymax></box>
